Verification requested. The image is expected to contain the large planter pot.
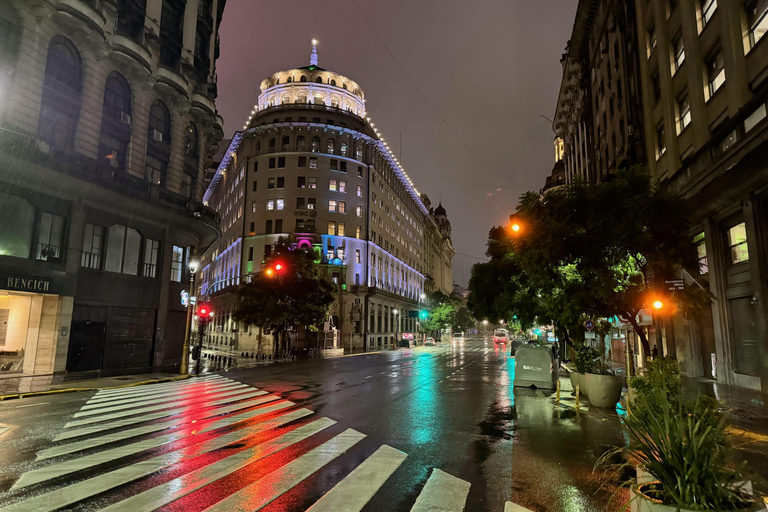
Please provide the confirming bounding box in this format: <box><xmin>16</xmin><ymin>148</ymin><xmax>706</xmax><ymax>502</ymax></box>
<box><xmin>583</xmin><ymin>373</ymin><xmax>623</xmax><ymax>408</ymax></box>
<box><xmin>630</xmin><ymin>483</ymin><xmax>764</xmax><ymax>512</ymax></box>
<box><xmin>569</xmin><ymin>372</ymin><xmax>585</xmax><ymax>396</ymax></box>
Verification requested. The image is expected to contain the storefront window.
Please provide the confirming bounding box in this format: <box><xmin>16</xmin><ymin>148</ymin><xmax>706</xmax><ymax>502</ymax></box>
<box><xmin>105</xmin><ymin>225</ymin><xmax>141</xmax><ymax>275</ymax></box>
<box><xmin>0</xmin><ymin>192</ymin><xmax>34</xmax><ymax>258</ymax></box>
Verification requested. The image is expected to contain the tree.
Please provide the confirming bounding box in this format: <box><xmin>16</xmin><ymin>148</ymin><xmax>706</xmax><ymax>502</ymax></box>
<box><xmin>503</xmin><ymin>167</ymin><xmax>709</xmax><ymax>356</ymax></box>
<box><xmin>422</xmin><ymin>291</ymin><xmax>459</xmax><ymax>339</ymax></box>
<box><xmin>233</xmin><ymin>241</ymin><xmax>336</xmax><ymax>354</ymax></box>
<box><xmin>453</xmin><ymin>307</ymin><xmax>475</xmax><ymax>332</ymax></box>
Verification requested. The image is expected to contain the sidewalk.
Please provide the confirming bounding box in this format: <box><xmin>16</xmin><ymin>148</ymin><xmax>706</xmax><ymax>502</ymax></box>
<box><xmin>0</xmin><ymin>372</ymin><xmax>186</xmax><ymax>399</ymax></box>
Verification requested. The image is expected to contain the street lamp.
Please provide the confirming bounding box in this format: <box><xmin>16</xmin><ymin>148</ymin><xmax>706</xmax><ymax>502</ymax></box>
<box><xmin>483</xmin><ymin>319</ymin><xmax>488</xmax><ymax>336</ymax></box>
<box><xmin>180</xmin><ymin>257</ymin><xmax>199</xmax><ymax>375</ymax></box>
<box><xmin>393</xmin><ymin>308</ymin><xmax>400</xmax><ymax>347</ymax></box>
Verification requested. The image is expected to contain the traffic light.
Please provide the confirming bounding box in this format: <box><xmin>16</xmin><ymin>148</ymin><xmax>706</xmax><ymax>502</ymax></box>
<box><xmin>419</xmin><ymin>310</ymin><xmax>428</xmax><ymax>319</ymax></box>
<box><xmin>264</xmin><ymin>261</ymin><xmax>287</xmax><ymax>277</ymax></box>
<box><xmin>197</xmin><ymin>304</ymin><xmax>213</xmax><ymax>319</ymax></box>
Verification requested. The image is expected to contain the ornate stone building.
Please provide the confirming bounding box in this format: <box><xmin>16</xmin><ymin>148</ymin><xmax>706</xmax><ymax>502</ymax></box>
<box><xmin>198</xmin><ymin>45</ymin><xmax>454</xmax><ymax>354</ymax></box>
<box><xmin>0</xmin><ymin>0</ymin><xmax>226</xmax><ymax>375</ymax></box>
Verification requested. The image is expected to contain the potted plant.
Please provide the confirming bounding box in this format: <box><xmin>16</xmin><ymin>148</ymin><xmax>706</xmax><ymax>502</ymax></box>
<box><xmin>602</xmin><ymin>359</ymin><xmax>763</xmax><ymax>511</ymax></box>
<box><xmin>570</xmin><ymin>341</ymin><xmax>598</xmax><ymax>395</ymax></box>
<box><xmin>572</xmin><ymin>340</ymin><xmax>624</xmax><ymax>408</ymax></box>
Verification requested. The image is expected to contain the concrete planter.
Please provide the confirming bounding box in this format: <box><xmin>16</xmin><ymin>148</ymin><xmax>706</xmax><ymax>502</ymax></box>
<box><xmin>630</xmin><ymin>484</ymin><xmax>764</xmax><ymax>512</ymax></box>
<box><xmin>583</xmin><ymin>373</ymin><xmax>623</xmax><ymax>408</ymax></box>
<box><xmin>319</xmin><ymin>348</ymin><xmax>344</xmax><ymax>358</ymax></box>
<box><xmin>569</xmin><ymin>372</ymin><xmax>585</xmax><ymax>395</ymax></box>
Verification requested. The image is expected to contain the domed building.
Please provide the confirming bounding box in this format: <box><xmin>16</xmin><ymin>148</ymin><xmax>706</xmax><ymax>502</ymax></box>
<box><xmin>200</xmin><ymin>43</ymin><xmax>454</xmax><ymax>354</ymax></box>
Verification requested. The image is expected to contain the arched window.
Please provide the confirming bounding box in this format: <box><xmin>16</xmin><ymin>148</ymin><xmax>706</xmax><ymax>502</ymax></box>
<box><xmin>330</xmin><ymin>79</ymin><xmax>336</xmax><ymax>86</ymax></box>
<box><xmin>281</xmin><ymin>135</ymin><xmax>290</xmax><ymax>150</ymax></box>
<box><xmin>331</xmin><ymin>98</ymin><xmax>339</xmax><ymax>108</ymax></box>
<box><xmin>340</xmin><ymin>142</ymin><xmax>348</xmax><ymax>157</ymax></box>
<box><xmin>313</xmin><ymin>93</ymin><xmax>324</xmax><ymax>105</ymax></box>
<box><xmin>287</xmin><ymin>76</ymin><xmax>293</xmax><ymax>83</ymax></box>
<box><xmin>0</xmin><ymin>2</ymin><xmax>21</xmax><ymax>63</ymax></box>
<box><xmin>300</xmin><ymin>75</ymin><xmax>307</xmax><ymax>82</ymax></box>
<box><xmin>146</xmin><ymin>100</ymin><xmax>171</xmax><ymax>186</ymax></box>
<box><xmin>315</xmin><ymin>76</ymin><xmax>322</xmax><ymax>83</ymax></box>
<box><xmin>343</xmin><ymin>83</ymin><xmax>347</xmax><ymax>90</ymax></box>
<box><xmin>38</xmin><ymin>36</ymin><xmax>82</xmax><ymax>148</ymax></box>
<box><xmin>281</xmin><ymin>94</ymin><xmax>290</xmax><ymax>105</ymax></box>
<box><xmin>184</xmin><ymin>123</ymin><xmax>199</xmax><ymax>156</ymax></box>
<box><xmin>182</xmin><ymin>123</ymin><xmax>199</xmax><ymax>199</ymax></box>
<box><xmin>98</xmin><ymin>72</ymin><xmax>132</xmax><ymax>170</ymax></box>
<box><xmin>311</xmin><ymin>137</ymin><xmax>320</xmax><ymax>152</ymax></box>
<box><xmin>355</xmin><ymin>145</ymin><xmax>363</xmax><ymax>160</ymax></box>
<box><xmin>269</xmin><ymin>137</ymin><xmax>276</xmax><ymax>151</ymax></box>
<box><xmin>296</xmin><ymin>92</ymin><xmax>307</xmax><ymax>104</ymax></box>
<box><xmin>327</xmin><ymin>138</ymin><xmax>335</xmax><ymax>154</ymax></box>
<box><xmin>297</xmin><ymin>136</ymin><xmax>306</xmax><ymax>150</ymax></box>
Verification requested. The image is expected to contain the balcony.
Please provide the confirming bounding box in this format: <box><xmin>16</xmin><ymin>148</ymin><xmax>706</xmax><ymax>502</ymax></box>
<box><xmin>55</xmin><ymin>0</ymin><xmax>106</xmax><ymax>39</ymax></box>
<box><xmin>156</xmin><ymin>66</ymin><xmax>188</xmax><ymax>96</ymax></box>
<box><xmin>256</xmin><ymin>102</ymin><xmax>365</xmax><ymax>121</ymax></box>
<box><xmin>190</xmin><ymin>92</ymin><xmax>216</xmax><ymax>117</ymax></box>
<box><xmin>113</xmin><ymin>34</ymin><xmax>152</xmax><ymax>71</ymax></box>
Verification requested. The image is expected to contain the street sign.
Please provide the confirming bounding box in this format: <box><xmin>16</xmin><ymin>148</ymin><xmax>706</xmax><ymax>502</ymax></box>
<box><xmin>180</xmin><ymin>290</ymin><xmax>189</xmax><ymax>307</ymax></box>
<box><xmin>666</xmin><ymin>279</ymin><xmax>685</xmax><ymax>291</ymax></box>
<box><xmin>585</xmin><ymin>332</ymin><xmax>596</xmax><ymax>339</ymax></box>
<box><xmin>585</xmin><ymin>319</ymin><xmax>595</xmax><ymax>331</ymax></box>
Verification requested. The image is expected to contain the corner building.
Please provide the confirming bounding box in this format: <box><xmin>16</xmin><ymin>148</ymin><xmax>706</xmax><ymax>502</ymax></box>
<box><xmin>0</xmin><ymin>0</ymin><xmax>226</xmax><ymax>376</ymax></box>
<box><xmin>199</xmin><ymin>47</ymin><xmax>454</xmax><ymax>354</ymax></box>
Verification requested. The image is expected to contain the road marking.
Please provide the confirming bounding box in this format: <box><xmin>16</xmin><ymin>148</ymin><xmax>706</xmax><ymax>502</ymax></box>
<box><xmin>15</xmin><ymin>402</ymin><xmax>50</xmax><ymax>409</ymax></box>
<box><xmin>0</xmin><ymin>408</ymin><xmax>311</xmax><ymax>512</ymax></box>
<box><xmin>92</xmin><ymin>376</ymin><xmax>225</xmax><ymax>397</ymax></box>
<box><xmin>365</xmin><ymin>375</ymin><xmax>373</xmax><ymax>379</ymax></box>
<box><xmin>15</xmin><ymin>397</ymin><xmax>298</xmax><ymax>488</ymax></box>
<box><xmin>410</xmin><ymin>469</ymin><xmax>471</xmax><ymax>512</ymax></box>
<box><xmin>99</xmin><ymin>413</ymin><xmax>330</xmax><ymax>512</ymax></box>
<box><xmin>306</xmin><ymin>444</ymin><xmax>407</xmax><ymax>512</ymax></box>
<box><xmin>54</xmin><ymin>392</ymin><xmax>279</xmax><ymax>441</ymax></box>
<box><xmin>37</xmin><ymin>400</ymin><xmax>294</xmax><ymax>460</ymax></box>
<box><xmin>0</xmin><ymin>427</ymin><xmax>9</xmax><ymax>437</ymax></box>
<box><xmin>75</xmin><ymin>384</ymin><xmax>250</xmax><ymax>416</ymax></box>
<box><xmin>84</xmin><ymin>380</ymin><xmax>242</xmax><ymax>407</ymax></box>
<box><xmin>64</xmin><ymin>389</ymin><xmax>267</xmax><ymax>428</ymax></box>
<box><xmin>202</xmin><ymin>429</ymin><xmax>366</xmax><ymax>512</ymax></box>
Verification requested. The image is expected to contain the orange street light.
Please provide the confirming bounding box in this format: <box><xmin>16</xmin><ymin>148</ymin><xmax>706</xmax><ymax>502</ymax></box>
<box><xmin>653</xmin><ymin>300</ymin><xmax>663</xmax><ymax>310</ymax></box>
<box><xmin>511</xmin><ymin>223</ymin><xmax>521</xmax><ymax>232</ymax></box>
<box><xmin>265</xmin><ymin>268</ymin><xmax>274</xmax><ymax>277</ymax></box>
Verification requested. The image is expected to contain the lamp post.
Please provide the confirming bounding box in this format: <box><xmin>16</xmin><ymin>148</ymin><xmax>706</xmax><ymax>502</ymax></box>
<box><xmin>180</xmin><ymin>258</ymin><xmax>199</xmax><ymax>375</ymax></box>
<box><xmin>418</xmin><ymin>293</ymin><xmax>426</xmax><ymax>342</ymax></box>
<box><xmin>393</xmin><ymin>308</ymin><xmax>399</xmax><ymax>347</ymax></box>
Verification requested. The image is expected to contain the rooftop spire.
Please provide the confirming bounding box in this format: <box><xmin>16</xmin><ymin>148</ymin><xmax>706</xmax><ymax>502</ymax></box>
<box><xmin>310</xmin><ymin>39</ymin><xmax>318</xmax><ymax>66</ymax></box>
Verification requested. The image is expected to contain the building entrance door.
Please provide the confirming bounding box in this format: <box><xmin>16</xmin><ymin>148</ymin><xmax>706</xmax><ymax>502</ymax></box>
<box><xmin>67</xmin><ymin>321</ymin><xmax>105</xmax><ymax>372</ymax></box>
<box><xmin>729</xmin><ymin>297</ymin><xmax>760</xmax><ymax>376</ymax></box>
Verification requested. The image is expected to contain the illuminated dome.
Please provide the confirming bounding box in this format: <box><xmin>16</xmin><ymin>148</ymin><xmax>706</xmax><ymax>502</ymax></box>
<box><xmin>256</xmin><ymin>41</ymin><xmax>365</xmax><ymax>118</ymax></box>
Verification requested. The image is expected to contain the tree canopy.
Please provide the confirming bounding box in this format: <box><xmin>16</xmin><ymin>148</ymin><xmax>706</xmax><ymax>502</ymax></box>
<box><xmin>233</xmin><ymin>241</ymin><xmax>336</xmax><ymax>353</ymax></box>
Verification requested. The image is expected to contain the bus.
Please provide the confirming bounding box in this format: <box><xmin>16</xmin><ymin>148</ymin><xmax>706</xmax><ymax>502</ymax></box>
<box><xmin>493</xmin><ymin>328</ymin><xmax>508</xmax><ymax>344</ymax></box>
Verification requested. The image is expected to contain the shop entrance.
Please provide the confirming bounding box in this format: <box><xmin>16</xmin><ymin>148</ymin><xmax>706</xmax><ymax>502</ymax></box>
<box><xmin>66</xmin><ymin>321</ymin><xmax>106</xmax><ymax>372</ymax></box>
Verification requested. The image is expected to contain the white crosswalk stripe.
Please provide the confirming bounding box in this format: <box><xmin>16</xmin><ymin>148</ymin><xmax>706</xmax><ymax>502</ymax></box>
<box><xmin>3</xmin><ymin>376</ymin><xmax>474</xmax><ymax>512</ymax></box>
<box><xmin>93</xmin><ymin>376</ymin><xmax>225</xmax><ymax>398</ymax></box>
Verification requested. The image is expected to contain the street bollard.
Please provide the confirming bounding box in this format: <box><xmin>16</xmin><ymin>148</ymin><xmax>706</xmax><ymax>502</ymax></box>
<box><xmin>575</xmin><ymin>384</ymin><xmax>580</xmax><ymax>409</ymax></box>
<box><xmin>556</xmin><ymin>379</ymin><xmax>560</xmax><ymax>404</ymax></box>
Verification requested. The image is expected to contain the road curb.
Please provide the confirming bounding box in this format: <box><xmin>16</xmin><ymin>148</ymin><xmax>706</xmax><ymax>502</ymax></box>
<box><xmin>335</xmin><ymin>351</ymin><xmax>385</xmax><ymax>358</ymax></box>
<box><xmin>0</xmin><ymin>374</ymin><xmax>191</xmax><ymax>401</ymax></box>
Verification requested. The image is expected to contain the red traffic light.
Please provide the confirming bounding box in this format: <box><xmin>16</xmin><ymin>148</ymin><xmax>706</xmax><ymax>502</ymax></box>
<box><xmin>197</xmin><ymin>304</ymin><xmax>212</xmax><ymax>318</ymax></box>
<box><xmin>274</xmin><ymin>263</ymin><xmax>284</xmax><ymax>271</ymax></box>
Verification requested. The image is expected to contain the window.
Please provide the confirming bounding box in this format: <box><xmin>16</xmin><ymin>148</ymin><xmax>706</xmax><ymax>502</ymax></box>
<box><xmin>355</xmin><ymin>249</ymin><xmax>361</xmax><ymax>263</ymax></box>
<box><xmin>148</xmin><ymin>100</ymin><xmax>170</xmax><ymax>143</ymax></box>
<box><xmin>693</xmin><ymin>232</ymin><xmax>708</xmax><ymax>274</ymax></box>
<box><xmin>357</xmin><ymin>185</ymin><xmax>363</xmax><ymax>197</ymax></box>
<box><xmin>355</xmin><ymin>225</ymin><xmax>361</xmax><ymax>239</ymax></box>
<box><xmin>276</xmin><ymin>198</ymin><xmax>284</xmax><ymax>210</ymax></box>
<box><xmin>330</xmin><ymin>159</ymin><xmax>338</xmax><ymax>171</ymax></box>
<box><xmin>701</xmin><ymin>0</ymin><xmax>717</xmax><ymax>26</ymax></box>
<box><xmin>745</xmin><ymin>104</ymin><xmax>767</xmax><ymax>132</ymax></box>
<box><xmin>275</xmin><ymin>219</ymin><xmax>283</xmax><ymax>233</ymax></box>
<box><xmin>145</xmin><ymin>154</ymin><xmax>166</xmax><ymax>186</ymax></box>
<box><xmin>267</xmin><ymin>199</ymin><xmax>275</xmax><ymax>210</ymax></box>
<box><xmin>339</xmin><ymin>181</ymin><xmax>346</xmax><ymax>192</ymax></box>
<box><xmin>327</xmin><ymin>139</ymin><xmax>335</xmax><ymax>154</ymax></box>
<box><xmin>340</xmin><ymin>161</ymin><xmax>347</xmax><ymax>173</ymax></box>
<box><xmin>341</xmin><ymin>143</ymin><xmax>348</xmax><ymax>157</ymax></box>
<box><xmin>253</xmin><ymin>161</ymin><xmax>258</xmax><ymax>172</ymax></box>
<box><xmin>329</xmin><ymin>179</ymin><xmax>338</xmax><ymax>191</ymax></box>
<box><xmin>184</xmin><ymin>124</ymin><xmax>198</xmax><ymax>157</ymax></box>
<box><xmin>673</xmin><ymin>33</ymin><xmax>685</xmax><ymax>71</ymax></box>
<box><xmin>36</xmin><ymin>213</ymin><xmax>64</xmax><ymax>262</ymax></box>
<box><xmin>81</xmin><ymin>223</ymin><xmax>104</xmax><ymax>269</ymax></box>
<box><xmin>338</xmin><ymin>223</ymin><xmax>345</xmax><ymax>236</ymax></box>
<box><xmin>749</xmin><ymin>0</ymin><xmax>768</xmax><ymax>48</ymax></box>
<box><xmin>647</xmin><ymin>24</ymin><xmax>657</xmax><ymax>57</ymax></box>
<box><xmin>266</xmin><ymin>220</ymin><xmax>273</xmax><ymax>234</ymax></box>
<box><xmin>656</xmin><ymin>123</ymin><xmax>667</xmax><ymax>159</ymax></box>
<box><xmin>169</xmin><ymin>245</ymin><xmax>184</xmax><ymax>281</ymax></box>
<box><xmin>269</xmin><ymin>157</ymin><xmax>276</xmax><ymax>169</ymax></box>
<box><xmin>277</xmin><ymin>177</ymin><xmax>284</xmax><ymax>189</ymax></box>
<box><xmin>338</xmin><ymin>201</ymin><xmax>346</xmax><ymax>213</ymax></box>
<box><xmin>297</xmin><ymin>136</ymin><xmax>306</xmax><ymax>150</ymax></box>
<box><xmin>307</xmin><ymin>219</ymin><xmax>316</xmax><ymax>231</ymax></box>
<box><xmin>253</xmin><ymin>181</ymin><xmax>258</xmax><ymax>192</ymax></box>
<box><xmin>298</xmin><ymin>156</ymin><xmax>307</xmax><ymax>167</ymax></box>
<box><xmin>652</xmin><ymin>70</ymin><xmax>661</xmax><ymax>103</ymax></box>
<box><xmin>308</xmin><ymin>198</ymin><xmax>316</xmax><ymax>209</ymax></box>
<box><xmin>146</xmin><ymin>100</ymin><xmax>170</xmax><ymax>185</ymax></box>
<box><xmin>278</xmin><ymin>156</ymin><xmax>286</xmax><ymax>168</ymax></box>
<box><xmin>728</xmin><ymin>222</ymin><xmax>749</xmax><ymax>264</ymax></box>
<box><xmin>678</xmin><ymin>93</ymin><xmax>691</xmax><ymax>132</ymax></box>
<box><xmin>298</xmin><ymin>176</ymin><xmax>306</xmax><ymax>188</ymax></box>
<box><xmin>248</xmin><ymin>247</ymin><xmax>254</xmax><ymax>262</ymax></box>
<box><xmin>311</xmin><ymin>137</ymin><xmax>320</xmax><ymax>152</ymax></box>
<box><xmin>143</xmin><ymin>239</ymin><xmax>160</xmax><ymax>278</ymax></box>
<box><xmin>356</xmin><ymin>205</ymin><xmax>363</xmax><ymax>217</ymax></box>
<box><xmin>296</xmin><ymin>197</ymin><xmax>306</xmax><ymax>209</ymax></box>
<box><xmin>707</xmin><ymin>50</ymin><xmax>725</xmax><ymax>98</ymax></box>
<box><xmin>358</xmin><ymin>166</ymin><xmax>364</xmax><ymax>178</ymax></box>
<box><xmin>98</xmin><ymin>72</ymin><xmax>132</xmax><ymax>170</ymax></box>
<box><xmin>268</xmin><ymin>178</ymin><xmax>275</xmax><ymax>189</ymax></box>
<box><xmin>269</xmin><ymin>138</ymin><xmax>276</xmax><ymax>150</ymax></box>
<box><xmin>355</xmin><ymin>146</ymin><xmax>363</xmax><ymax>160</ymax></box>
<box><xmin>38</xmin><ymin>37</ymin><xmax>82</xmax><ymax>148</ymax></box>
<box><xmin>328</xmin><ymin>221</ymin><xmax>337</xmax><ymax>235</ymax></box>
<box><xmin>281</xmin><ymin>135</ymin><xmax>290</xmax><ymax>150</ymax></box>
<box><xmin>329</xmin><ymin>200</ymin><xmax>337</xmax><ymax>212</ymax></box>
<box><xmin>295</xmin><ymin>219</ymin><xmax>305</xmax><ymax>231</ymax></box>
<box><xmin>252</xmin><ymin>201</ymin><xmax>257</xmax><ymax>213</ymax></box>
<box><xmin>309</xmin><ymin>177</ymin><xmax>317</xmax><ymax>188</ymax></box>
<box><xmin>310</xmin><ymin>157</ymin><xmax>318</xmax><ymax>169</ymax></box>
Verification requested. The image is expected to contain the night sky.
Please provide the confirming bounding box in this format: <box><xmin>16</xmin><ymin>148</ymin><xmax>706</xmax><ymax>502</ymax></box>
<box><xmin>215</xmin><ymin>0</ymin><xmax>578</xmax><ymax>286</ymax></box>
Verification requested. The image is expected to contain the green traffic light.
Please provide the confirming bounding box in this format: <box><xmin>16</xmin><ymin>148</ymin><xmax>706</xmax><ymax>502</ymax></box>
<box><xmin>419</xmin><ymin>310</ymin><xmax>428</xmax><ymax>319</ymax></box>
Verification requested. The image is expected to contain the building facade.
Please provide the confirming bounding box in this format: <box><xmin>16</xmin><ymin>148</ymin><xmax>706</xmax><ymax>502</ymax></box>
<box><xmin>635</xmin><ymin>0</ymin><xmax>768</xmax><ymax>391</ymax></box>
<box><xmin>554</xmin><ymin>0</ymin><xmax>647</xmax><ymax>184</ymax></box>
<box><xmin>0</xmin><ymin>0</ymin><xmax>226</xmax><ymax>376</ymax></box>
<box><xmin>198</xmin><ymin>46</ymin><xmax>454</xmax><ymax>355</ymax></box>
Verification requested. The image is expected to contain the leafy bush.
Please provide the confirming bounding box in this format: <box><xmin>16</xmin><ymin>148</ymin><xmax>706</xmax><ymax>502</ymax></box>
<box><xmin>574</xmin><ymin>342</ymin><xmax>600</xmax><ymax>374</ymax></box>
<box><xmin>631</xmin><ymin>357</ymin><xmax>682</xmax><ymax>405</ymax></box>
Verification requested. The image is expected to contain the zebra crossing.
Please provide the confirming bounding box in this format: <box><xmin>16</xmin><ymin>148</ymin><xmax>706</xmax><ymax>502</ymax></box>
<box><xmin>1</xmin><ymin>374</ymin><xmax>472</xmax><ymax>512</ymax></box>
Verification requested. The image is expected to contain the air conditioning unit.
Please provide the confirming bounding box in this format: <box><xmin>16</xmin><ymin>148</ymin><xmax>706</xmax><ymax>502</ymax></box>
<box><xmin>107</xmin><ymin>150</ymin><xmax>119</xmax><ymax>167</ymax></box>
<box><xmin>152</xmin><ymin>130</ymin><xmax>163</xmax><ymax>142</ymax></box>
<box><xmin>119</xmin><ymin>112</ymin><xmax>131</xmax><ymax>125</ymax></box>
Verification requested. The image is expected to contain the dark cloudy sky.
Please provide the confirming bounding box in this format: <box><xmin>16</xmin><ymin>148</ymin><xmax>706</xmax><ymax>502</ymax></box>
<box><xmin>216</xmin><ymin>0</ymin><xmax>577</xmax><ymax>286</ymax></box>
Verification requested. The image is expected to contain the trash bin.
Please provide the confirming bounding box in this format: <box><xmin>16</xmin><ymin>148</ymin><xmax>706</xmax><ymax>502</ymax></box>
<box><xmin>513</xmin><ymin>344</ymin><xmax>558</xmax><ymax>389</ymax></box>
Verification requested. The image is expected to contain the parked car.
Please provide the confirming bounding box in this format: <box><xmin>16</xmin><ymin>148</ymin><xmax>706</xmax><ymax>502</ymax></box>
<box><xmin>424</xmin><ymin>338</ymin><xmax>435</xmax><ymax>346</ymax></box>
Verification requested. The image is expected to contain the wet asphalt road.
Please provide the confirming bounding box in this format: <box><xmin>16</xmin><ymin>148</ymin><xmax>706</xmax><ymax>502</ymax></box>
<box><xmin>0</xmin><ymin>337</ymin><xmax>634</xmax><ymax>512</ymax></box>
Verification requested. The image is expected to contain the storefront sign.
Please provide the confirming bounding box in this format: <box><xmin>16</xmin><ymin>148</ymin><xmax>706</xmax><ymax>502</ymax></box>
<box><xmin>402</xmin><ymin>332</ymin><xmax>414</xmax><ymax>340</ymax></box>
<box><xmin>4</xmin><ymin>275</ymin><xmax>52</xmax><ymax>293</ymax></box>
<box><xmin>180</xmin><ymin>290</ymin><xmax>189</xmax><ymax>307</ymax></box>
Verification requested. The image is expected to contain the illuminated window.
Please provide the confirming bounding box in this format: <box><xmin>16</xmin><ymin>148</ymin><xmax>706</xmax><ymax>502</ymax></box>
<box><xmin>338</xmin><ymin>201</ymin><xmax>346</xmax><ymax>213</ymax></box>
<box><xmin>311</xmin><ymin>137</ymin><xmax>320</xmax><ymax>152</ymax></box>
<box><xmin>707</xmin><ymin>50</ymin><xmax>725</xmax><ymax>98</ymax></box>
<box><xmin>328</xmin><ymin>221</ymin><xmax>336</xmax><ymax>235</ymax></box>
<box><xmin>338</xmin><ymin>223</ymin><xmax>345</xmax><ymax>236</ymax></box>
<box><xmin>329</xmin><ymin>200</ymin><xmax>337</xmax><ymax>212</ymax></box>
<box><xmin>308</xmin><ymin>198</ymin><xmax>316</xmax><ymax>209</ymax></box>
<box><xmin>266</xmin><ymin>199</ymin><xmax>274</xmax><ymax>210</ymax></box>
<box><xmin>330</xmin><ymin>179</ymin><xmax>337</xmax><ymax>192</ymax></box>
<box><xmin>309</xmin><ymin>177</ymin><xmax>317</xmax><ymax>189</ymax></box>
<box><xmin>341</xmin><ymin>143</ymin><xmax>348</xmax><ymax>157</ymax></box>
<box><xmin>728</xmin><ymin>222</ymin><xmax>749</xmax><ymax>264</ymax></box>
<box><xmin>355</xmin><ymin>249</ymin><xmax>361</xmax><ymax>264</ymax></box>
<box><xmin>357</xmin><ymin>185</ymin><xmax>363</xmax><ymax>197</ymax></box>
<box><xmin>693</xmin><ymin>232</ymin><xmax>708</xmax><ymax>274</ymax></box>
<box><xmin>678</xmin><ymin>93</ymin><xmax>691</xmax><ymax>132</ymax></box>
<box><xmin>310</xmin><ymin>157</ymin><xmax>318</xmax><ymax>169</ymax></box>
<box><xmin>276</xmin><ymin>198</ymin><xmax>284</xmax><ymax>210</ymax></box>
<box><xmin>701</xmin><ymin>0</ymin><xmax>717</xmax><ymax>26</ymax></box>
<box><xmin>356</xmin><ymin>225</ymin><xmax>361</xmax><ymax>239</ymax></box>
<box><xmin>327</xmin><ymin>139</ymin><xmax>335</xmax><ymax>154</ymax></box>
<box><xmin>356</xmin><ymin>205</ymin><xmax>363</xmax><ymax>217</ymax></box>
<box><xmin>673</xmin><ymin>33</ymin><xmax>685</xmax><ymax>71</ymax></box>
<box><xmin>749</xmin><ymin>0</ymin><xmax>768</xmax><ymax>48</ymax></box>
<box><xmin>339</xmin><ymin>181</ymin><xmax>346</xmax><ymax>193</ymax></box>
<box><xmin>656</xmin><ymin>123</ymin><xmax>666</xmax><ymax>159</ymax></box>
